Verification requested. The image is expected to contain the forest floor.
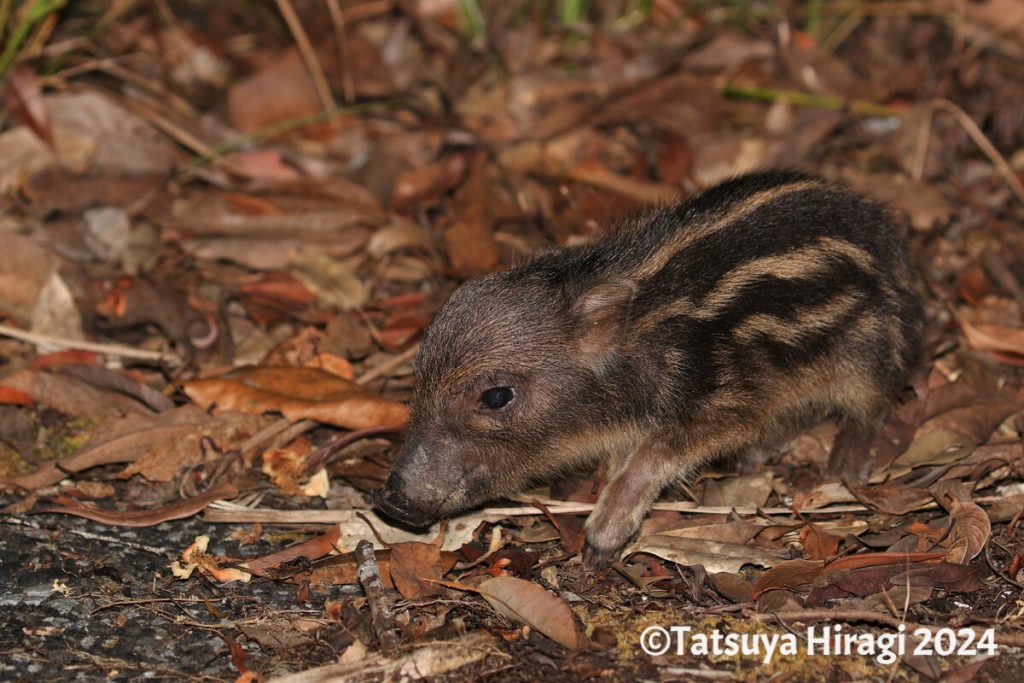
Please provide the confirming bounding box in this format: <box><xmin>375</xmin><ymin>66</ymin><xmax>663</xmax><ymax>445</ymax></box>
<box><xmin>2</xmin><ymin>1</ymin><xmax>1024</xmax><ymax>681</ymax></box>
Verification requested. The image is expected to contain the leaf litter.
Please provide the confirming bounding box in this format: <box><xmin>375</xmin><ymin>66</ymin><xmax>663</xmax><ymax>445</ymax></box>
<box><xmin>0</xmin><ymin>1</ymin><xmax>1023</xmax><ymax>681</ymax></box>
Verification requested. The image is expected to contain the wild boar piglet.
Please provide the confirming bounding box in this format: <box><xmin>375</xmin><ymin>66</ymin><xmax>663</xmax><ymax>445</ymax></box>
<box><xmin>372</xmin><ymin>170</ymin><xmax>922</xmax><ymax>565</ymax></box>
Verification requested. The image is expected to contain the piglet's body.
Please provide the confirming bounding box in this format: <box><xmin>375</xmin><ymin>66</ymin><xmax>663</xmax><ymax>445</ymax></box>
<box><xmin>372</xmin><ymin>171</ymin><xmax>922</xmax><ymax>564</ymax></box>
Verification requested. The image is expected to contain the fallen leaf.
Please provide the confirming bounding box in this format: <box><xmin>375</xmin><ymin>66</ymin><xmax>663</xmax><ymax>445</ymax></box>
<box><xmin>227</xmin><ymin>48</ymin><xmax>319</xmax><ymax>133</ymax></box>
<box><xmin>37</xmin><ymin>482</ymin><xmax>239</xmax><ymax>527</ymax></box>
<box><xmin>849</xmin><ymin>483</ymin><xmax>932</xmax><ymax>515</ymax></box>
<box><xmin>892</xmin><ymin>561</ymin><xmax>986</xmax><ymax>592</ymax></box>
<box><xmin>443</xmin><ymin>155</ymin><xmax>499</xmax><ymax>276</ymax></box>
<box><xmin>0</xmin><ymin>233</ymin><xmax>55</xmax><ymax>323</ymax></box>
<box><xmin>244</xmin><ymin>526</ymin><xmax>341</xmax><ymax>575</ymax></box>
<box><xmin>182</xmin><ymin>366</ymin><xmax>408</xmax><ymax>429</ymax></box>
<box><xmin>708</xmin><ymin>572</ymin><xmax>755</xmax><ymax>603</ymax></box>
<box><xmin>6</xmin><ymin>68</ymin><xmax>52</xmax><ymax>145</ymax></box>
<box><xmin>0</xmin><ymin>126</ymin><xmax>54</xmax><ymax>194</ymax></box>
<box><xmin>961</xmin><ymin>319</ymin><xmax>1024</xmax><ymax>358</ymax></box>
<box><xmin>751</xmin><ymin>559</ymin><xmax>825</xmax><ymax>598</ymax></box>
<box><xmin>886</xmin><ymin>427</ymin><xmax>976</xmax><ymax>479</ymax></box>
<box><xmin>800</xmin><ymin>522</ymin><xmax>841</xmax><ymax>561</ymax></box>
<box><xmin>945</xmin><ymin>499</ymin><xmax>992</xmax><ymax>564</ymax></box>
<box><xmin>646</xmin><ymin>520</ymin><xmax>765</xmax><ymax>545</ymax></box>
<box><xmin>821</xmin><ymin>551</ymin><xmax>946</xmax><ymax>575</ymax></box>
<box><xmin>0</xmin><ymin>386</ymin><xmax>33</xmax><ymax>407</ymax></box>
<box><xmin>0</xmin><ymin>369</ymin><xmax>148</xmax><ymax>420</ymax></box>
<box><xmin>477</xmin><ymin>575</ymin><xmax>579</xmax><ymax>649</ymax></box>
<box><xmin>46</xmin><ymin>90</ymin><xmax>181</xmax><ymax>175</ymax></box>
<box><xmin>702</xmin><ymin>471</ymin><xmax>775</xmax><ymax>508</ymax></box>
<box><xmin>625</xmin><ymin>535</ymin><xmax>787</xmax><ymax>574</ymax></box>
<box><xmin>389</xmin><ymin>541</ymin><xmax>445</xmax><ymax>599</ymax></box>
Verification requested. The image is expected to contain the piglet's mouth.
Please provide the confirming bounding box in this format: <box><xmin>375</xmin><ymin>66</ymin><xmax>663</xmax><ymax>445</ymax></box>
<box><xmin>370</xmin><ymin>486</ymin><xmax>438</xmax><ymax>529</ymax></box>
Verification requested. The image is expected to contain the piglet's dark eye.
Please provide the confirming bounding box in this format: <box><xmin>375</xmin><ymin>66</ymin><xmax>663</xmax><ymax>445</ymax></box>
<box><xmin>480</xmin><ymin>386</ymin><xmax>515</xmax><ymax>410</ymax></box>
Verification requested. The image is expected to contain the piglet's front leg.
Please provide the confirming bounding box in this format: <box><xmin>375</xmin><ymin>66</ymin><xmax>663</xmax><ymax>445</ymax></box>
<box><xmin>582</xmin><ymin>439</ymin><xmax>681</xmax><ymax>567</ymax></box>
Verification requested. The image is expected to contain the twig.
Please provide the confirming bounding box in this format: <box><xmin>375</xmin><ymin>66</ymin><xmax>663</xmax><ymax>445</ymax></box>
<box><xmin>722</xmin><ymin>84</ymin><xmax>902</xmax><ymax>118</ymax></box>
<box><xmin>325</xmin><ymin>0</ymin><xmax>355</xmax><ymax>103</ymax></box>
<box><xmin>356</xmin><ymin>344</ymin><xmax>419</xmax><ymax>385</ymax></box>
<box><xmin>931</xmin><ymin>98</ymin><xmax>1024</xmax><ymax>208</ymax></box>
<box><xmin>910</xmin><ymin>101</ymin><xmax>934</xmax><ymax>182</ymax></box>
<box><xmin>821</xmin><ymin>6</ymin><xmax>864</xmax><ymax>54</ymax></box>
<box><xmin>0</xmin><ymin>322</ymin><xmax>182</xmax><ymax>366</ymax></box>
<box><xmin>275</xmin><ymin>0</ymin><xmax>337</xmax><ymax>115</ymax></box>
<box><xmin>304</xmin><ymin>424</ymin><xmax>404</xmax><ymax>472</ymax></box>
<box><xmin>238</xmin><ymin>418</ymin><xmax>317</xmax><ymax>458</ymax></box>
<box><xmin>185</xmin><ymin>98</ymin><xmax>403</xmax><ymax>173</ymax></box>
<box><xmin>355</xmin><ymin>539</ymin><xmax>401</xmax><ymax>654</ymax></box>
<box><xmin>201</xmin><ymin>501</ymin><xmax>875</xmax><ymax>525</ymax></box>
<box><xmin>981</xmin><ymin>246</ymin><xmax>1024</xmax><ymax>318</ymax></box>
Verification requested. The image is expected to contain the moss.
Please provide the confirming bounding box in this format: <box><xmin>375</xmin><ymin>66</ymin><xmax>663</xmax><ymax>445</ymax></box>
<box><xmin>575</xmin><ymin>603</ymin><xmax>918</xmax><ymax>681</ymax></box>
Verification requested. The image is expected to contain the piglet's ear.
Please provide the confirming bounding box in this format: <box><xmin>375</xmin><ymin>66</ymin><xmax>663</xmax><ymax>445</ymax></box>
<box><xmin>572</xmin><ymin>280</ymin><xmax>636</xmax><ymax>372</ymax></box>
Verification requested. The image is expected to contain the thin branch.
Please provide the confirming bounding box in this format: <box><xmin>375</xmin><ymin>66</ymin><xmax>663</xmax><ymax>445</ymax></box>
<box><xmin>274</xmin><ymin>0</ymin><xmax>337</xmax><ymax>116</ymax></box>
<box><xmin>931</xmin><ymin>98</ymin><xmax>1024</xmax><ymax>208</ymax></box>
<box><xmin>0</xmin><ymin>322</ymin><xmax>182</xmax><ymax>366</ymax></box>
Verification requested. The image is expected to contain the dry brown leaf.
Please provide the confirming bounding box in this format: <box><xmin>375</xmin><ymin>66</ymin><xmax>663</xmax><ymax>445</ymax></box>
<box><xmin>821</xmin><ymin>551</ymin><xmax>946</xmax><ymax>575</ymax></box>
<box><xmin>945</xmin><ymin>499</ymin><xmax>992</xmax><ymax>564</ymax></box>
<box><xmin>6</xmin><ymin>68</ymin><xmax>52</xmax><ymax>145</ymax></box>
<box><xmin>477</xmin><ymin>575</ymin><xmax>580</xmax><ymax>650</ymax></box>
<box><xmin>0</xmin><ymin>369</ymin><xmax>148</xmax><ymax>420</ymax></box>
<box><xmin>303</xmin><ymin>353</ymin><xmax>356</xmax><ymax>381</ymax></box>
<box><xmin>244</xmin><ymin>527</ymin><xmax>341</xmax><ymax>575</ymax></box>
<box><xmin>708</xmin><ymin>572</ymin><xmax>755</xmax><ymax>603</ymax></box>
<box><xmin>702</xmin><ymin>471</ymin><xmax>774</xmax><ymax>508</ymax></box>
<box><xmin>892</xmin><ymin>561</ymin><xmax>986</xmax><ymax>592</ymax></box>
<box><xmin>38</xmin><ymin>482</ymin><xmax>239</xmax><ymax>527</ymax></box>
<box><xmin>625</xmin><ymin>535</ymin><xmax>787</xmax><ymax>573</ymax></box>
<box><xmin>751</xmin><ymin>559</ymin><xmax>825</xmax><ymax>598</ymax></box>
<box><xmin>566</xmin><ymin>162</ymin><xmax>679</xmax><ymax>205</ymax></box>
<box><xmin>366</xmin><ymin>220</ymin><xmax>435</xmax><ymax>259</ymax></box>
<box><xmin>46</xmin><ymin>91</ymin><xmax>181</xmax><ymax>175</ymax></box>
<box><xmin>289</xmin><ymin>249</ymin><xmax>368</xmax><ymax>310</ymax></box>
<box><xmin>791</xmin><ymin>481</ymin><xmax>858</xmax><ymax>510</ymax></box>
<box><xmin>887</xmin><ymin>427</ymin><xmax>976</xmax><ymax>479</ymax></box>
<box><xmin>0</xmin><ymin>234</ymin><xmax>54</xmax><ymax>323</ymax></box>
<box><xmin>800</xmin><ymin>522</ymin><xmax>841</xmax><ymax>561</ymax></box>
<box><xmin>389</xmin><ymin>541</ymin><xmax>445</xmax><ymax>599</ymax></box>
<box><xmin>443</xmin><ymin>155</ymin><xmax>499</xmax><ymax>276</ymax></box>
<box><xmin>646</xmin><ymin>520</ymin><xmax>765</xmax><ymax>545</ymax></box>
<box><xmin>120</xmin><ymin>410</ymin><xmax>272</xmax><ymax>483</ymax></box>
<box><xmin>227</xmin><ymin>48</ymin><xmax>319</xmax><ymax>133</ymax></box>
<box><xmin>182</xmin><ymin>366</ymin><xmax>408</xmax><ymax>429</ymax></box>
<box><xmin>961</xmin><ymin>319</ymin><xmax>1024</xmax><ymax>358</ymax></box>
<box><xmin>849</xmin><ymin>483</ymin><xmax>932</xmax><ymax>515</ymax></box>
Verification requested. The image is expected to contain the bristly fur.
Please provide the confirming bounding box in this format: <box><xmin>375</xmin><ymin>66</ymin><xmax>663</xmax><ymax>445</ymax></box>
<box><xmin>372</xmin><ymin>170</ymin><xmax>923</xmax><ymax>565</ymax></box>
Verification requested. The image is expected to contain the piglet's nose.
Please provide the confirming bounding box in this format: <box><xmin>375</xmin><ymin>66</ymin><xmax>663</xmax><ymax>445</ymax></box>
<box><xmin>370</xmin><ymin>478</ymin><xmax>435</xmax><ymax>528</ymax></box>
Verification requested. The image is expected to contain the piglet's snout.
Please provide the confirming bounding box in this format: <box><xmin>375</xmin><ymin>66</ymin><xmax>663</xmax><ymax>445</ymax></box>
<box><xmin>371</xmin><ymin>444</ymin><xmax>455</xmax><ymax>527</ymax></box>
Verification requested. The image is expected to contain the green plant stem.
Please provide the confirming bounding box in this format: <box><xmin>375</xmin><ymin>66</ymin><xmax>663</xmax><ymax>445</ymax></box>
<box><xmin>722</xmin><ymin>83</ymin><xmax>902</xmax><ymax>118</ymax></box>
<box><xmin>806</xmin><ymin>0</ymin><xmax>822</xmax><ymax>41</ymax></box>
<box><xmin>185</xmin><ymin>98</ymin><xmax>405</xmax><ymax>173</ymax></box>
<box><xmin>0</xmin><ymin>0</ymin><xmax>67</xmax><ymax>80</ymax></box>
<box><xmin>457</xmin><ymin>0</ymin><xmax>486</xmax><ymax>38</ymax></box>
<box><xmin>559</xmin><ymin>0</ymin><xmax>588</xmax><ymax>23</ymax></box>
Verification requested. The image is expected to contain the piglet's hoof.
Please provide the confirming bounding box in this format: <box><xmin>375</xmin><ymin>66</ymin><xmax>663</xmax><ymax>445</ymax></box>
<box><xmin>582</xmin><ymin>541</ymin><xmax>617</xmax><ymax>569</ymax></box>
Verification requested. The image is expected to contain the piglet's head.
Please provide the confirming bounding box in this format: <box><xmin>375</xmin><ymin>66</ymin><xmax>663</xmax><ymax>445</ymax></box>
<box><xmin>371</xmin><ymin>270</ymin><xmax>636</xmax><ymax>527</ymax></box>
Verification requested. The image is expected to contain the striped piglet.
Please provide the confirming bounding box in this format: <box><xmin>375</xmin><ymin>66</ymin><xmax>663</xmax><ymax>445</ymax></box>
<box><xmin>372</xmin><ymin>171</ymin><xmax>922</xmax><ymax>565</ymax></box>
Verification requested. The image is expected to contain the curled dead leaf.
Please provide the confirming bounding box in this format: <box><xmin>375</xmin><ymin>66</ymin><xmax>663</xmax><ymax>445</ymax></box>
<box><xmin>945</xmin><ymin>499</ymin><xmax>992</xmax><ymax>564</ymax></box>
<box><xmin>477</xmin><ymin>575</ymin><xmax>580</xmax><ymax>650</ymax></box>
